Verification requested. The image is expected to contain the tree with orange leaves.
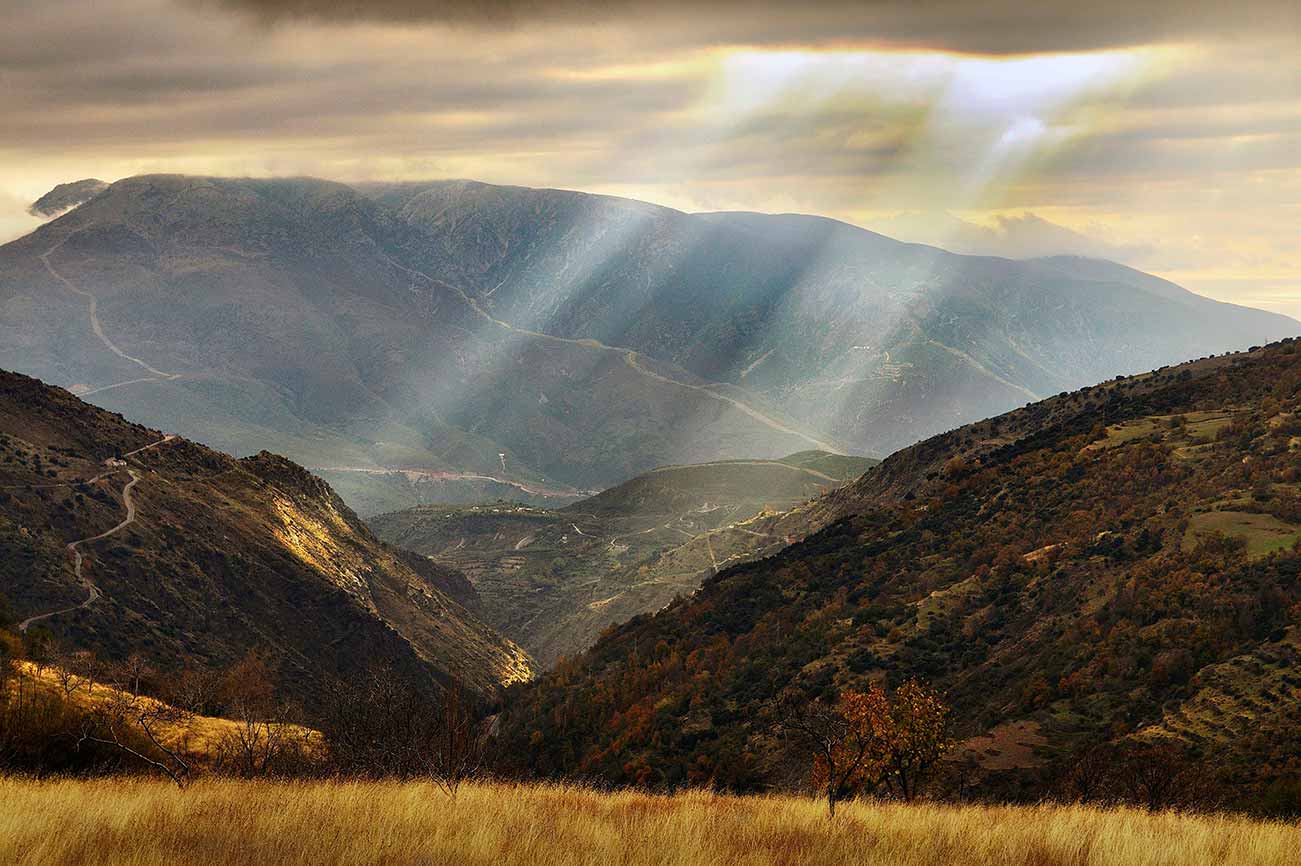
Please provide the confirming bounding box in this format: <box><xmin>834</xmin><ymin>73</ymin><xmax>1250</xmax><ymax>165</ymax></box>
<box><xmin>777</xmin><ymin>685</ymin><xmax>893</xmax><ymax>817</ymax></box>
<box><xmin>777</xmin><ymin>679</ymin><xmax>953</xmax><ymax>815</ymax></box>
<box><xmin>883</xmin><ymin>679</ymin><xmax>954</xmax><ymax>801</ymax></box>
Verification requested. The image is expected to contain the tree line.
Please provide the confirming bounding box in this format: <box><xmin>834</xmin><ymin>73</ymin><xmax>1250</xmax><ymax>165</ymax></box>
<box><xmin>2</xmin><ymin>613</ymin><xmax>1287</xmax><ymax>816</ymax></box>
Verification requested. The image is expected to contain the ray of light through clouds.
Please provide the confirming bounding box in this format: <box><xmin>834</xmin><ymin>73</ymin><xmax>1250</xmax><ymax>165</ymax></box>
<box><xmin>697</xmin><ymin>48</ymin><xmax>1163</xmax><ymax>214</ymax></box>
<box><xmin>0</xmin><ymin>0</ymin><xmax>1297</xmax><ymax>316</ymax></box>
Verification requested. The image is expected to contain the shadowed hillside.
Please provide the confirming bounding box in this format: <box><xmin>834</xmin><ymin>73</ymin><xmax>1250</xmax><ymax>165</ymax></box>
<box><xmin>0</xmin><ymin>369</ymin><xmax>532</xmax><ymax>703</ymax></box>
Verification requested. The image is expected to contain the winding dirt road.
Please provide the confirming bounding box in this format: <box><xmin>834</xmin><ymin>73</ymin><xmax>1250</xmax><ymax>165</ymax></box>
<box><xmin>382</xmin><ymin>254</ymin><xmax>845</xmax><ymax>455</ymax></box>
<box><xmin>16</xmin><ymin>434</ymin><xmax>174</xmax><ymax>633</ymax></box>
<box><xmin>17</xmin><ymin>470</ymin><xmax>139</xmax><ymax>633</ymax></box>
<box><xmin>41</xmin><ymin>237</ymin><xmax>180</xmax><ymax>394</ymax></box>
<box><xmin>622</xmin><ymin>353</ymin><xmax>842</xmax><ymax>453</ymax></box>
<box><xmin>645</xmin><ymin>458</ymin><xmax>843</xmax><ymax>484</ymax></box>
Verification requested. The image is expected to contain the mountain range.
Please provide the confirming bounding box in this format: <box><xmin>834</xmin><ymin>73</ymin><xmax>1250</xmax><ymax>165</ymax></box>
<box><xmin>0</xmin><ymin>175</ymin><xmax>1293</xmax><ymax>517</ymax></box>
<box><xmin>1</xmin><ymin>170</ymin><xmax>1298</xmax><ymax>807</ymax></box>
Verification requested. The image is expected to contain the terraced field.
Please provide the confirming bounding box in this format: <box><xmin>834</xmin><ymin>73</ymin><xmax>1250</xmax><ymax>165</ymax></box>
<box><xmin>1183</xmin><ymin>510</ymin><xmax>1301</xmax><ymax>558</ymax></box>
<box><xmin>1145</xmin><ymin>626</ymin><xmax>1300</xmax><ymax>745</ymax></box>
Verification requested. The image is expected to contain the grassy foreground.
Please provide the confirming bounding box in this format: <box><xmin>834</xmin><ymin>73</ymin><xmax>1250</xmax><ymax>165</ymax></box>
<box><xmin>1</xmin><ymin>778</ymin><xmax>1298</xmax><ymax>866</ymax></box>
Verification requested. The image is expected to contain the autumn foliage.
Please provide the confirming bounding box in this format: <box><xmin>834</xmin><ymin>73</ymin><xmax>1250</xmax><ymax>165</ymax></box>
<box><xmin>780</xmin><ymin>680</ymin><xmax>952</xmax><ymax>815</ymax></box>
<box><xmin>498</xmin><ymin>340</ymin><xmax>1301</xmax><ymax>809</ymax></box>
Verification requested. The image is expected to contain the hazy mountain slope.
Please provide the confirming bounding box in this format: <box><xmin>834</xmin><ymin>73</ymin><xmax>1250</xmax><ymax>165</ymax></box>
<box><xmin>370</xmin><ymin>451</ymin><xmax>877</xmax><ymax>664</ymax></box>
<box><xmin>316</xmin><ymin>469</ymin><xmax>586</xmax><ymax>519</ymax></box>
<box><xmin>0</xmin><ymin>175</ymin><xmax>833</xmax><ymax>506</ymax></box>
<box><xmin>2</xmin><ymin>175</ymin><xmax>1294</xmax><ymax>515</ymax></box>
<box><xmin>0</xmin><ymin>368</ymin><xmax>533</xmax><ymax>702</ymax></box>
<box><xmin>497</xmin><ymin>340</ymin><xmax>1301</xmax><ymax>799</ymax></box>
<box><xmin>569</xmin><ymin>452</ymin><xmax>876</xmax><ymax>517</ymax></box>
<box><xmin>375</xmin><ymin>181</ymin><xmax>1298</xmax><ymax>456</ymax></box>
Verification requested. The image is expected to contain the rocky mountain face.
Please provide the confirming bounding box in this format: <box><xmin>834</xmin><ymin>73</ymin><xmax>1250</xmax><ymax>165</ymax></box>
<box><xmin>0</xmin><ymin>369</ymin><xmax>533</xmax><ymax>704</ymax></box>
<box><xmin>369</xmin><ymin>451</ymin><xmax>878</xmax><ymax>665</ymax></box>
<box><xmin>496</xmin><ymin>340</ymin><xmax>1301</xmax><ymax>803</ymax></box>
<box><xmin>1</xmin><ymin>175</ymin><xmax>1294</xmax><ymax>516</ymax></box>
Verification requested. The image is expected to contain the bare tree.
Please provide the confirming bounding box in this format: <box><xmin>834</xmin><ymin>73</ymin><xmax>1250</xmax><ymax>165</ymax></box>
<box><xmin>46</xmin><ymin>648</ymin><xmax>100</xmax><ymax>700</ymax></box>
<box><xmin>114</xmin><ymin>653</ymin><xmax>154</xmax><ymax>697</ymax></box>
<box><xmin>319</xmin><ymin>663</ymin><xmax>431</xmax><ymax>778</ymax></box>
<box><xmin>319</xmin><ymin>665</ymin><xmax>492</xmax><ymax>792</ymax></box>
<box><xmin>1112</xmin><ymin>741</ymin><xmax>1212</xmax><ymax>812</ymax></box>
<box><xmin>208</xmin><ymin>651</ymin><xmax>310</xmax><ymax>778</ymax></box>
<box><xmin>51</xmin><ymin>657</ymin><xmax>87</xmax><ymax>700</ymax></box>
<box><xmin>218</xmin><ymin>696</ymin><xmax>304</xmax><ymax>778</ymax></box>
<box><xmin>1057</xmin><ymin>743</ymin><xmax>1115</xmax><ymax>804</ymax></box>
<box><xmin>426</xmin><ymin>678</ymin><xmax>488</xmax><ymax>798</ymax></box>
<box><xmin>943</xmin><ymin>750</ymin><xmax>985</xmax><ymax>802</ymax></box>
<box><xmin>22</xmin><ymin>629</ymin><xmax>53</xmax><ymax>673</ymax></box>
<box><xmin>78</xmin><ymin>689</ymin><xmax>193</xmax><ymax>788</ymax></box>
<box><xmin>163</xmin><ymin>665</ymin><xmax>223</xmax><ymax>717</ymax></box>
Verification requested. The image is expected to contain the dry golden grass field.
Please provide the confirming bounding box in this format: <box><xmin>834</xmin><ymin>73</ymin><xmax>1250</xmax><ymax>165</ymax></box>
<box><xmin>1</xmin><ymin>778</ymin><xmax>1297</xmax><ymax>866</ymax></box>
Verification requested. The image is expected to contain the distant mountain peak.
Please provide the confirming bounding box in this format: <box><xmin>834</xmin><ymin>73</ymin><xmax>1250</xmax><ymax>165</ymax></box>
<box><xmin>28</xmin><ymin>179</ymin><xmax>109</xmax><ymax>217</ymax></box>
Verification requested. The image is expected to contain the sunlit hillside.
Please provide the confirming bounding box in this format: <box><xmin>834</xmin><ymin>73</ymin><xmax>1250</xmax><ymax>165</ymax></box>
<box><xmin>0</xmin><ymin>778</ymin><xmax>1296</xmax><ymax>866</ymax></box>
<box><xmin>5</xmin><ymin>662</ymin><xmax>319</xmax><ymax>766</ymax></box>
<box><xmin>9</xmin><ymin>662</ymin><xmax>243</xmax><ymax>761</ymax></box>
<box><xmin>0</xmin><ymin>368</ymin><xmax>533</xmax><ymax>704</ymax></box>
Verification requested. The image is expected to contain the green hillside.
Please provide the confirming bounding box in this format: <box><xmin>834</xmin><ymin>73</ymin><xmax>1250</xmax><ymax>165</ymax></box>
<box><xmin>370</xmin><ymin>451</ymin><xmax>877</xmax><ymax>664</ymax></box>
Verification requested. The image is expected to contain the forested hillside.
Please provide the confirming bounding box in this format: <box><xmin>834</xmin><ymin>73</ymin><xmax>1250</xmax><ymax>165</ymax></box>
<box><xmin>498</xmin><ymin>340</ymin><xmax>1301</xmax><ymax>807</ymax></box>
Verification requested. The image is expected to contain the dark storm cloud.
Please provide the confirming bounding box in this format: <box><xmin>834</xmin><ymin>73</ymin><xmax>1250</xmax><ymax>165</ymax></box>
<box><xmin>3</xmin><ymin>0</ymin><xmax>1295</xmax><ymax>184</ymax></box>
<box><xmin>207</xmin><ymin>0</ymin><xmax>1300</xmax><ymax>53</ymax></box>
<box><xmin>0</xmin><ymin>0</ymin><xmax>703</xmax><ymax>153</ymax></box>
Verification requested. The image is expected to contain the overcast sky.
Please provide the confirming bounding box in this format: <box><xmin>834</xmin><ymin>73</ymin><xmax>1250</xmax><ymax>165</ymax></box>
<box><xmin>2</xmin><ymin>0</ymin><xmax>1298</xmax><ymax>317</ymax></box>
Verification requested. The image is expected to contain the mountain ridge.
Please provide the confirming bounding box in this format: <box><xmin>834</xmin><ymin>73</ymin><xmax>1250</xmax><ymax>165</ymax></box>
<box><xmin>27</xmin><ymin>179</ymin><xmax>109</xmax><ymax>218</ymax></box>
<box><xmin>369</xmin><ymin>450</ymin><xmax>879</xmax><ymax>664</ymax></box>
